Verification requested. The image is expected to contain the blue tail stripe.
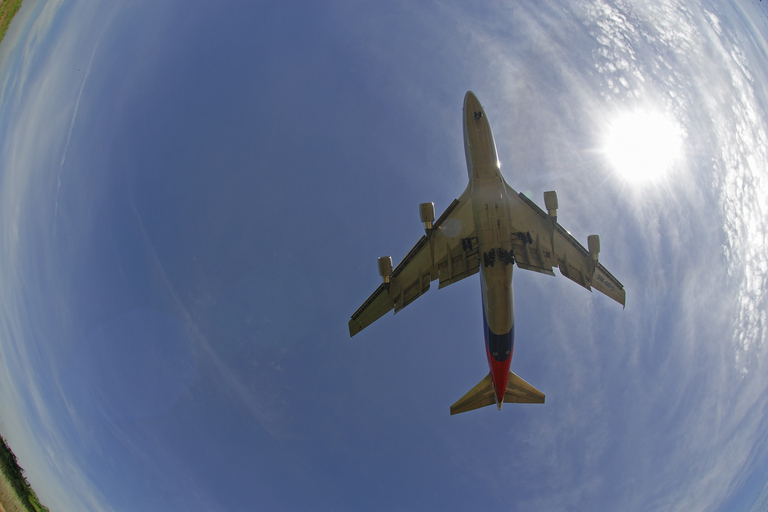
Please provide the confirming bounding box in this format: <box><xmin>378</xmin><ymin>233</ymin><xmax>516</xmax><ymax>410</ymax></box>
<box><xmin>482</xmin><ymin>308</ymin><xmax>514</xmax><ymax>362</ymax></box>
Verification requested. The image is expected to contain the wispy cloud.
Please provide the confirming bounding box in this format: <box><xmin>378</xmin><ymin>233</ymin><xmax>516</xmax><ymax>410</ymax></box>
<box><xmin>0</xmin><ymin>2</ymin><xmax>118</xmax><ymax>510</ymax></box>
<box><xmin>53</xmin><ymin>33</ymin><xmax>102</xmax><ymax>238</ymax></box>
<box><xmin>435</xmin><ymin>1</ymin><xmax>768</xmax><ymax>510</ymax></box>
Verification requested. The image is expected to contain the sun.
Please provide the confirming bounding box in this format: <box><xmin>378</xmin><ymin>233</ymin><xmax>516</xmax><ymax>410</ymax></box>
<box><xmin>603</xmin><ymin>111</ymin><xmax>683</xmax><ymax>183</ymax></box>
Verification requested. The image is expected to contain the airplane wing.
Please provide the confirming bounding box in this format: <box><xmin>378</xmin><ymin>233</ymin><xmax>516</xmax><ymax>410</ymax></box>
<box><xmin>505</xmin><ymin>185</ymin><xmax>626</xmax><ymax>307</ymax></box>
<box><xmin>349</xmin><ymin>185</ymin><xmax>479</xmax><ymax>337</ymax></box>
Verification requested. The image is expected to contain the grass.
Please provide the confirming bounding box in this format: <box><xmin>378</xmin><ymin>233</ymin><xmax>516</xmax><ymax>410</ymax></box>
<box><xmin>0</xmin><ymin>437</ymin><xmax>49</xmax><ymax>512</ymax></box>
<box><xmin>0</xmin><ymin>0</ymin><xmax>23</xmax><ymax>47</ymax></box>
<box><xmin>0</xmin><ymin>471</ymin><xmax>27</xmax><ymax>512</ymax></box>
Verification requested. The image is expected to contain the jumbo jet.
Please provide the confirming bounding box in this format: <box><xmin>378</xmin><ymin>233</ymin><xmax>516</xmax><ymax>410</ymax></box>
<box><xmin>349</xmin><ymin>91</ymin><xmax>626</xmax><ymax>414</ymax></box>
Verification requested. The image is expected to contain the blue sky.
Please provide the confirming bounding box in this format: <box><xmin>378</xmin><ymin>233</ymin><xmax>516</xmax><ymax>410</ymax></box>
<box><xmin>1</xmin><ymin>0</ymin><xmax>768</xmax><ymax>510</ymax></box>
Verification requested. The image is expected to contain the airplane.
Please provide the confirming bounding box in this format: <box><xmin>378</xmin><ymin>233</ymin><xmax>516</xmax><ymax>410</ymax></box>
<box><xmin>349</xmin><ymin>91</ymin><xmax>626</xmax><ymax>415</ymax></box>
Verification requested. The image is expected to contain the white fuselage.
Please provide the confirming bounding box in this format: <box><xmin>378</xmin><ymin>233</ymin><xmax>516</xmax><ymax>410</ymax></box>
<box><xmin>462</xmin><ymin>91</ymin><xmax>515</xmax><ymax>402</ymax></box>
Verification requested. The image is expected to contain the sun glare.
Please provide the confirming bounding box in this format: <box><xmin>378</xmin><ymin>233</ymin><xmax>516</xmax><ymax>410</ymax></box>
<box><xmin>604</xmin><ymin>111</ymin><xmax>683</xmax><ymax>184</ymax></box>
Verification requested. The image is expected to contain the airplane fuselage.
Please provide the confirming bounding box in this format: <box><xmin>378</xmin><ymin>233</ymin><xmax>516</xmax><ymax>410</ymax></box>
<box><xmin>463</xmin><ymin>91</ymin><xmax>516</xmax><ymax>407</ymax></box>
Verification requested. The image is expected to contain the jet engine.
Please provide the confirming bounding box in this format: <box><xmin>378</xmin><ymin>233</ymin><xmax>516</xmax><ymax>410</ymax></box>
<box><xmin>420</xmin><ymin>202</ymin><xmax>435</xmax><ymax>231</ymax></box>
<box><xmin>544</xmin><ymin>191</ymin><xmax>558</xmax><ymax>222</ymax></box>
<box><xmin>588</xmin><ymin>235</ymin><xmax>600</xmax><ymax>262</ymax></box>
<box><xmin>378</xmin><ymin>256</ymin><xmax>393</xmax><ymax>284</ymax></box>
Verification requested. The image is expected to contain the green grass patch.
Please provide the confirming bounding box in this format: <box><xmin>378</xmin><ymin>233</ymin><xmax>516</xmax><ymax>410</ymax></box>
<box><xmin>0</xmin><ymin>436</ymin><xmax>49</xmax><ymax>512</ymax></box>
<box><xmin>0</xmin><ymin>0</ymin><xmax>24</xmax><ymax>47</ymax></box>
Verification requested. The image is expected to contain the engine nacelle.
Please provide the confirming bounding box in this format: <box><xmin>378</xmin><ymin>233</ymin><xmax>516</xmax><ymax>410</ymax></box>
<box><xmin>588</xmin><ymin>234</ymin><xmax>600</xmax><ymax>262</ymax></box>
<box><xmin>378</xmin><ymin>256</ymin><xmax>393</xmax><ymax>284</ymax></box>
<box><xmin>544</xmin><ymin>191</ymin><xmax>558</xmax><ymax>222</ymax></box>
<box><xmin>420</xmin><ymin>202</ymin><xmax>435</xmax><ymax>230</ymax></box>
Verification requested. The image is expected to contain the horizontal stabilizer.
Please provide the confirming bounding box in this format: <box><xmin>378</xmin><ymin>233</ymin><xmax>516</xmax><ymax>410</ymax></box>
<box><xmin>450</xmin><ymin>371</ymin><xmax>544</xmax><ymax>415</ymax></box>
<box><xmin>450</xmin><ymin>373</ymin><xmax>496</xmax><ymax>415</ymax></box>
<box><xmin>504</xmin><ymin>371</ymin><xmax>545</xmax><ymax>404</ymax></box>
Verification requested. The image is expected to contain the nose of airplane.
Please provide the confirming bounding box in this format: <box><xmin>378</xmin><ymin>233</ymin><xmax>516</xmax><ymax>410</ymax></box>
<box><xmin>464</xmin><ymin>91</ymin><xmax>482</xmax><ymax>115</ymax></box>
<box><xmin>463</xmin><ymin>91</ymin><xmax>489</xmax><ymax>130</ymax></box>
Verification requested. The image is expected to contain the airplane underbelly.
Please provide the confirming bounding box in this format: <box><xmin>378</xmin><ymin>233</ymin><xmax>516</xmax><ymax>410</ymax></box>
<box><xmin>480</xmin><ymin>265</ymin><xmax>514</xmax><ymax>335</ymax></box>
<box><xmin>481</xmin><ymin>271</ymin><xmax>515</xmax><ymax>398</ymax></box>
<box><xmin>473</xmin><ymin>176</ymin><xmax>515</xmax><ymax>336</ymax></box>
<box><xmin>472</xmin><ymin>179</ymin><xmax>513</xmax><ymax>246</ymax></box>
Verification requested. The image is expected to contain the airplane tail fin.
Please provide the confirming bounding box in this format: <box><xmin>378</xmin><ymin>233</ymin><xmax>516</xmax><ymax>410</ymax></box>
<box><xmin>450</xmin><ymin>371</ymin><xmax>545</xmax><ymax>415</ymax></box>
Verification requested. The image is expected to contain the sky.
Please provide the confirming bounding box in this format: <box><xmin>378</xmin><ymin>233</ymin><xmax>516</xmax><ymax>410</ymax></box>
<box><xmin>1</xmin><ymin>0</ymin><xmax>768</xmax><ymax>510</ymax></box>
